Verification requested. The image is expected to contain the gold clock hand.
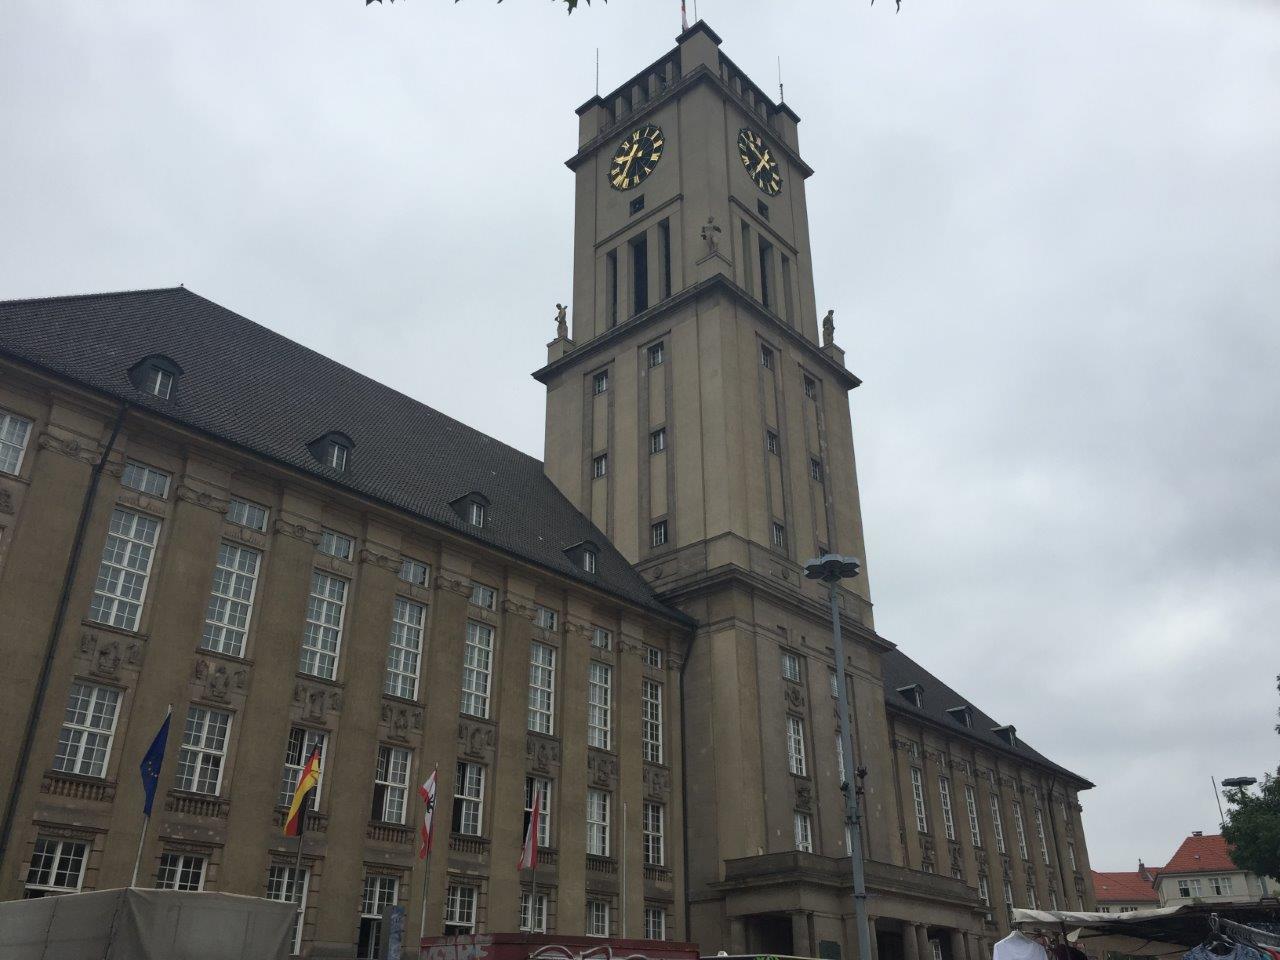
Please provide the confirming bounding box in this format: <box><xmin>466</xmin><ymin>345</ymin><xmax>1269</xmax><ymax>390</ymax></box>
<box><xmin>754</xmin><ymin>150</ymin><xmax>772</xmax><ymax>174</ymax></box>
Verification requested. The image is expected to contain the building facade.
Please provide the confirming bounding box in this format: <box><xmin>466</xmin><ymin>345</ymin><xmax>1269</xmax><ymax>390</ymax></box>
<box><xmin>1091</xmin><ymin>865</ymin><xmax>1160</xmax><ymax>913</ymax></box>
<box><xmin>0</xmin><ymin>20</ymin><xmax>1094</xmax><ymax>960</ymax></box>
<box><xmin>1152</xmin><ymin>833</ymin><xmax>1274</xmax><ymax>907</ymax></box>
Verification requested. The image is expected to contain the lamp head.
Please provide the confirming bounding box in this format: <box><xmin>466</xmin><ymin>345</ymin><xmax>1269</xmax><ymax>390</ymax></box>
<box><xmin>804</xmin><ymin>554</ymin><xmax>862</xmax><ymax>583</ymax></box>
<box><xmin>1221</xmin><ymin>777</ymin><xmax>1258</xmax><ymax>789</ymax></box>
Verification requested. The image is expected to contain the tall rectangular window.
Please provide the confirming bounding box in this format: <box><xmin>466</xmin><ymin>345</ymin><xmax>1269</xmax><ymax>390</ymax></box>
<box><xmin>658</xmin><ymin>218</ymin><xmax>672</xmax><ymax>300</ymax></box>
<box><xmin>758</xmin><ymin>236</ymin><xmax>774</xmax><ymax>310</ymax></box>
<box><xmin>780</xmin><ymin>255</ymin><xmax>795</xmax><ymax>325</ymax></box>
<box><xmin>524</xmin><ymin>776</ymin><xmax>552</xmax><ymax>848</ymax></box>
<box><xmin>910</xmin><ymin>767</ymin><xmax>929</xmax><ymax>833</ymax></box>
<box><xmin>643</xmin><ymin>801</ymin><xmax>665</xmax><ymax>866</ymax></box>
<box><xmin>782</xmin><ymin>650</ymin><xmax>801</xmax><ymax>681</ymax></box>
<box><xmin>786</xmin><ymin>716</ymin><xmax>807</xmax><ymax>776</ymax></box>
<box><xmin>1003</xmin><ymin>879</ymin><xmax>1015</xmax><ymax>916</ymax></box>
<box><xmin>528</xmin><ymin>642</ymin><xmax>556</xmax><ymax>734</ymax></box>
<box><xmin>771</xmin><ymin>522</ymin><xmax>786</xmax><ymax>550</ymax></box>
<box><xmin>267</xmin><ymin>864</ymin><xmax>309</xmax><ymax>955</ymax></box>
<box><xmin>741</xmin><ymin>223</ymin><xmax>754</xmax><ymax>296</ymax></box>
<box><xmin>24</xmin><ymin>837</ymin><xmax>87</xmax><ymax>898</ymax></box>
<box><xmin>0</xmin><ymin>409</ymin><xmax>33</xmax><ymax>475</ymax></box>
<box><xmin>88</xmin><ymin>508</ymin><xmax>160</xmax><ymax>630</ymax></box>
<box><xmin>1012</xmin><ymin>801</ymin><xmax>1030</xmax><ymax>860</ymax></box>
<box><xmin>631</xmin><ymin>234</ymin><xmax>649</xmax><ymax>315</ymax></box>
<box><xmin>586</xmin><ymin>788</ymin><xmax>610</xmax><ymax>856</ymax></box>
<box><xmin>176</xmin><ymin>706</ymin><xmax>231</xmax><ymax>795</ymax></box>
<box><xmin>939</xmin><ymin>776</ymin><xmax>956</xmax><ymax>841</ymax></box>
<box><xmin>591</xmin><ymin>626</ymin><xmax>611</xmax><ymax>650</ymax></box>
<box><xmin>991</xmin><ymin>793</ymin><xmax>1008</xmax><ymax>853</ymax></box>
<box><xmin>593</xmin><ymin>453</ymin><xmax>608</xmax><ymax>478</ymax></box>
<box><xmin>978</xmin><ymin>875</ymin><xmax>991</xmax><ymax>907</ymax></box>
<box><xmin>1067</xmin><ymin>840</ymin><xmax>1077</xmax><ymax>871</ymax></box>
<box><xmin>588</xmin><ymin>662</ymin><xmax>612</xmax><ymax>750</ymax></box>
<box><xmin>452</xmin><ymin>762</ymin><xmax>485</xmax><ymax>836</ymax></box>
<box><xmin>648</xmin><ymin>341</ymin><xmax>665</xmax><ymax>368</ymax></box>
<box><xmin>461</xmin><ymin>621</ymin><xmax>494</xmax><ymax>719</ymax></box>
<box><xmin>760</xmin><ymin>344</ymin><xmax>774</xmax><ymax>369</ymax></box>
<box><xmin>1034</xmin><ymin>807</ymin><xmax>1051</xmax><ymax>865</ymax></box>
<box><xmin>650</xmin><ymin>520</ymin><xmax>668</xmax><ymax>547</ymax></box>
<box><xmin>645</xmin><ymin>905</ymin><xmax>667</xmax><ymax>940</ymax></box>
<box><xmin>357</xmin><ymin>874</ymin><xmax>398</xmax><ymax>960</ymax></box>
<box><xmin>649</xmin><ymin>428</ymin><xmax>666</xmax><ymax>454</ymax></box>
<box><xmin>156</xmin><ymin>852</ymin><xmax>206</xmax><ymax>891</ymax></box>
<box><xmin>606</xmin><ymin>249</ymin><xmax>619</xmax><ymax>327</ymax></box>
<box><xmin>227</xmin><ymin>496</ymin><xmax>269</xmax><ymax>532</ymax></box>
<box><xmin>121</xmin><ymin>460</ymin><xmax>171</xmax><ymax>499</ymax></box>
<box><xmin>278</xmin><ymin>728</ymin><xmax>327</xmax><ymax>808</ymax></box>
<box><xmin>371</xmin><ymin>745</ymin><xmax>411</xmax><ymax>824</ymax></box>
<box><xmin>444</xmin><ymin>883</ymin><xmax>477</xmax><ymax>935</ymax></box>
<box><xmin>586</xmin><ymin>899</ymin><xmax>610</xmax><ymax>937</ymax></box>
<box><xmin>1025</xmin><ymin>883</ymin><xmax>1038</xmax><ymax>910</ymax></box>
<box><xmin>642</xmin><ymin>679</ymin><xmax>663</xmax><ymax>763</ymax></box>
<box><xmin>300</xmin><ymin>572</ymin><xmax>346</xmax><ymax>680</ymax></box>
<box><xmin>593</xmin><ymin>370</ymin><xmax>609</xmax><ymax>396</ymax></box>
<box><xmin>201</xmin><ymin>542</ymin><xmax>261</xmax><ymax>657</ymax></box>
<box><xmin>794</xmin><ymin>811</ymin><xmax>813</xmax><ymax>852</ymax></box>
<box><xmin>520</xmin><ymin>891</ymin><xmax>548</xmax><ymax>933</ymax></box>
<box><xmin>965</xmin><ymin>784</ymin><xmax>983</xmax><ymax>848</ymax></box>
<box><xmin>54</xmin><ymin>682</ymin><xmax>121</xmax><ymax>778</ymax></box>
<box><xmin>385</xmin><ymin>597</ymin><xmax>425</xmax><ymax>700</ymax></box>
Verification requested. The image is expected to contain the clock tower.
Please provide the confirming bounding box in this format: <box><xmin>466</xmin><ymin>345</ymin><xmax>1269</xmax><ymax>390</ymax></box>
<box><xmin>536</xmin><ymin>22</ymin><xmax>978</xmax><ymax>958</ymax></box>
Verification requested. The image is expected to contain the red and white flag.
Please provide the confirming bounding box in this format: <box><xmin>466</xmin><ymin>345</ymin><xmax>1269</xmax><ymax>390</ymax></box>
<box><xmin>418</xmin><ymin>767</ymin><xmax>437</xmax><ymax>860</ymax></box>
<box><xmin>517</xmin><ymin>795</ymin><xmax>540</xmax><ymax>870</ymax></box>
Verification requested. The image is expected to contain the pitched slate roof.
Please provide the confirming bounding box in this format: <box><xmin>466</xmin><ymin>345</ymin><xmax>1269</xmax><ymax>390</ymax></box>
<box><xmin>0</xmin><ymin>287</ymin><xmax>687</xmax><ymax>622</ymax></box>
<box><xmin>882</xmin><ymin>647</ymin><xmax>1093</xmax><ymax>787</ymax></box>
<box><xmin>1092</xmin><ymin>870</ymin><xmax>1160</xmax><ymax>903</ymax></box>
<box><xmin>1159</xmin><ymin>833</ymin><xmax>1236</xmax><ymax>876</ymax></box>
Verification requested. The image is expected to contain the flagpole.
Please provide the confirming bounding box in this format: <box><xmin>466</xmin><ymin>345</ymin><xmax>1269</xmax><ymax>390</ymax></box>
<box><xmin>419</xmin><ymin>847</ymin><xmax>432</xmax><ymax>942</ymax></box>
<box><xmin>131</xmin><ymin>703</ymin><xmax>172</xmax><ymax>888</ymax></box>
<box><xmin>129</xmin><ymin>813</ymin><xmax>149</xmax><ymax>888</ymax></box>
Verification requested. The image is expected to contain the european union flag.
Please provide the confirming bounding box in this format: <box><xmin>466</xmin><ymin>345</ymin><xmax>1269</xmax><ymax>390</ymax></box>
<box><xmin>139</xmin><ymin>709</ymin><xmax>171</xmax><ymax>817</ymax></box>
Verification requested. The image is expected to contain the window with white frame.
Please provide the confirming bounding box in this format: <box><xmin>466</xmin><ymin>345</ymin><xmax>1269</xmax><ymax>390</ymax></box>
<box><xmin>643</xmin><ymin>801</ymin><xmax>665</xmax><ymax>866</ymax></box>
<box><xmin>1210</xmin><ymin>876</ymin><xmax>1233</xmax><ymax>895</ymax></box>
<box><xmin>991</xmin><ymin>792</ymin><xmax>1008</xmax><ymax>853</ymax></box>
<box><xmin>444</xmin><ymin>883</ymin><xmax>477</xmax><ymax>935</ymax></box>
<box><xmin>794</xmin><ymin>811</ymin><xmax>813</xmax><ymax>852</ymax></box>
<box><xmin>592</xmin><ymin>370</ymin><xmax>609</xmax><ymax>395</ymax></box>
<box><xmin>227</xmin><ymin>496</ymin><xmax>269</xmax><ymax>532</ymax></box>
<box><xmin>588</xmin><ymin>662</ymin><xmax>612</xmax><ymax>750</ymax></box>
<box><xmin>645</xmin><ymin>645</ymin><xmax>663</xmax><ymax>669</ymax></box>
<box><xmin>830</xmin><ymin>670</ymin><xmax>840</xmax><ymax>699</ymax></box>
<box><xmin>650</xmin><ymin>428</ymin><xmax>666</xmax><ymax>454</ymax></box>
<box><xmin>371</xmin><ymin>745</ymin><xmax>411</xmax><ymax>824</ymax></box>
<box><xmin>582</xmin><ymin>549</ymin><xmax>597</xmax><ymax>573</ymax></box>
<box><xmin>528</xmin><ymin>642</ymin><xmax>556</xmax><ymax>735</ymax></box>
<box><xmin>965</xmin><ymin>784</ymin><xmax>983</xmax><ymax>848</ymax></box>
<box><xmin>534</xmin><ymin>605</ymin><xmax>558</xmax><ymax>631</ymax></box>
<box><xmin>939</xmin><ymin>776</ymin><xmax>956</xmax><ymax>841</ymax></box>
<box><xmin>398</xmin><ymin>557</ymin><xmax>430</xmax><ymax>587</ymax></box>
<box><xmin>24</xmin><ymin>837</ymin><xmax>88</xmax><ymax>898</ymax></box>
<box><xmin>1067</xmin><ymin>840</ymin><xmax>1078</xmax><ymax>871</ymax></box>
<box><xmin>642</xmin><ymin>679</ymin><xmax>663</xmax><ymax>764</ymax></box>
<box><xmin>88</xmin><ymin>508</ymin><xmax>160</xmax><ymax>630</ymax></box>
<box><xmin>910</xmin><ymin>767</ymin><xmax>929</xmax><ymax>833</ymax></box>
<box><xmin>469</xmin><ymin>583</ymin><xmax>497</xmax><ymax>610</ymax></box>
<box><xmin>300</xmin><ymin>572</ymin><xmax>346</xmax><ymax>681</ymax></box>
<box><xmin>766</xmin><ymin>430</ymin><xmax>780</xmax><ymax>454</ymax></box>
<box><xmin>804</xmin><ymin>376</ymin><xmax>818</xmax><ymax>400</ymax></box>
<box><xmin>176</xmin><ymin>706</ymin><xmax>231</xmax><ymax>795</ymax></box>
<box><xmin>648</xmin><ymin>341</ymin><xmax>665</xmax><ymax>367</ymax></box>
<box><xmin>593</xmin><ymin>454</ymin><xmax>608</xmax><ymax>478</ymax></box>
<box><xmin>156</xmin><ymin>852</ymin><xmax>206</xmax><ymax>891</ymax></box>
<box><xmin>520</xmin><ymin>890</ymin><xmax>548</xmax><ymax>933</ymax></box>
<box><xmin>931</xmin><ymin>940</ymin><xmax>944</xmax><ymax>960</ymax></box>
<box><xmin>325</xmin><ymin>440</ymin><xmax>349</xmax><ymax>473</ymax></box>
<box><xmin>524</xmin><ymin>776</ymin><xmax>551</xmax><ymax>848</ymax></box>
<box><xmin>1012</xmin><ymin>801</ymin><xmax>1030</xmax><ymax>860</ymax></box>
<box><xmin>469</xmin><ymin>502</ymin><xmax>486</xmax><ymax>528</ymax></box>
<box><xmin>810</xmin><ymin>458</ymin><xmax>823</xmax><ymax>482</ymax></box>
<box><xmin>1178</xmin><ymin>878</ymin><xmax>1203</xmax><ymax>898</ymax></box>
<box><xmin>591</xmin><ymin>626</ymin><xmax>611</xmax><ymax>650</ymax></box>
<box><xmin>53</xmin><ymin>681</ymin><xmax>121</xmax><ymax>778</ymax></box>
<box><xmin>586</xmin><ymin>899</ymin><xmax>610</xmax><ymax>937</ymax></box>
<box><xmin>147</xmin><ymin>367</ymin><xmax>174</xmax><ymax>399</ymax></box>
<box><xmin>121</xmin><ymin>460</ymin><xmax>171</xmax><ymax>499</ymax></box>
<box><xmin>1025</xmin><ymin>883</ymin><xmax>1038</xmax><ymax>910</ymax></box>
<box><xmin>201</xmin><ymin>542</ymin><xmax>261</xmax><ymax>657</ymax></box>
<box><xmin>786</xmin><ymin>716</ymin><xmax>807</xmax><ymax>776</ymax></box>
<box><xmin>835</xmin><ymin>733</ymin><xmax>847</xmax><ymax>783</ymax></box>
<box><xmin>267</xmin><ymin>864</ymin><xmax>309</xmax><ymax>955</ymax></box>
<box><xmin>781</xmin><ymin>650</ymin><xmax>801</xmax><ymax>682</ymax></box>
<box><xmin>357</xmin><ymin>874</ymin><xmax>398</xmax><ymax>960</ymax></box>
<box><xmin>0</xmin><ymin>409</ymin><xmax>33</xmax><ymax>475</ymax></box>
<box><xmin>761</xmin><ymin>345</ymin><xmax>774</xmax><ymax>369</ymax></box>
<box><xmin>385</xmin><ymin>597</ymin><xmax>425</xmax><ymax>700</ymax></box>
<box><xmin>318</xmin><ymin>529</ymin><xmax>353</xmax><ymax>561</ymax></box>
<box><xmin>1003</xmin><ymin>879</ymin><xmax>1015</xmax><ymax>914</ymax></box>
<box><xmin>461</xmin><ymin>620</ymin><xmax>494</xmax><ymax>719</ymax></box>
<box><xmin>586</xmin><ymin>789</ymin><xmax>610</xmax><ymax>856</ymax></box>
<box><xmin>1034</xmin><ymin>807</ymin><xmax>1051</xmax><ymax>865</ymax></box>
<box><xmin>978</xmin><ymin>875</ymin><xmax>991</xmax><ymax>907</ymax></box>
<box><xmin>771</xmin><ymin>522</ymin><xmax>786</xmax><ymax>550</ymax></box>
<box><xmin>452</xmin><ymin>762</ymin><xmax>485</xmax><ymax>836</ymax></box>
<box><xmin>278</xmin><ymin>728</ymin><xmax>327</xmax><ymax>808</ymax></box>
<box><xmin>650</xmin><ymin>520</ymin><xmax>668</xmax><ymax>547</ymax></box>
<box><xmin>645</xmin><ymin>905</ymin><xmax>667</xmax><ymax>940</ymax></box>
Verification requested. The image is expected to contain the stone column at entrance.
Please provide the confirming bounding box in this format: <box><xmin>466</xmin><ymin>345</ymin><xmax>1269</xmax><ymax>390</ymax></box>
<box><xmin>866</xmin><ymin>918</ymin><xmax>880</xmax><ymax>960</ymax></box>
<box><xmin>966</xmin><ymin>935</ymin><xmax>986</xmax><ymax>960</ymax></box>
<box><xmin>729</xmin><ymin>917</ymin><xmax>747</xmax><ymax>954</ymax></box>
<box><xmin>903</xmin><ymin>924</ymin><xmax>922</xmax><ymax>960</ymax></box>
<box><xmin>949</xmin><ymin>929</ymin><xmax>969</xmax><ymax>960</ymax></box>
<box><xmin>792</xmin><ymin>911</ymin><xmax>813</xmax><ymax>958</ymax></box>
<box><xmin>916</xmin><ymin>925</ymin><xmax>933</xmax><ymax>960</ymax></box>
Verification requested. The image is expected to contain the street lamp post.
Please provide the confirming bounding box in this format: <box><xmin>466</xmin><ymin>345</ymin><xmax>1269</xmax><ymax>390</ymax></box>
<box><xmin>804</xmin><ymin>554</ymin><xmax>872</xmax><ymax>960</ymax></box>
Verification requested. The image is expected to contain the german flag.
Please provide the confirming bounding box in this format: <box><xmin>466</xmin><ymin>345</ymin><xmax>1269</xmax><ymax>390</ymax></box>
<box><xmin>283</xmin><ymin>747</ymin><xmax>321</xmax><ymax>838</ymax></box>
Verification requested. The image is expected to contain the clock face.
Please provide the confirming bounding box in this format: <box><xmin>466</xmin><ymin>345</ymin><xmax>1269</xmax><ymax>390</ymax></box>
<box><xmin>609</xmin><ymin>124</ymin><xmax>664</xmax><ymax>191</ymax></box>
<box><xmin>738</xmin><ymin>128</ymin><xmax>783</xmax><ymax>196</ymax></box>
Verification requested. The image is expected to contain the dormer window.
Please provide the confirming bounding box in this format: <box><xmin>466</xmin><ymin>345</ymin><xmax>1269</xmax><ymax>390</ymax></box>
<box><xmin>565</xmin><ymin>540</ymin><xmax>600</xmax><ymax>575</ymax></box>
<box><xmin>896</xmin><ymin>684</ymin><xmax>924</xmax><ymax>708</ymax></box>
<box><xmin>947</xmin><ymin>706</ymin><xmax>973</xmax><ymax>728</ymax></box>
<box><xmin>307</xmin><ymin>432</ymin><xmax>354</xmax><ymax>474</ymax></box>
<box><xmin>449</xmin><ymin>492</ymin><xmax>490</xmax><ymax>529</ymax></box>
<box><xmin>583</xmin><ymin>549</ymin><xmax>598</xmax><ymax>573</ymax></box>
<box><xmin>128</xmin><ymin>355</ymin><xmax>183</xmax><ymax>401</ymax></box>
<box><xmin>993</xmin><ymin>724</ymin><xmax>1018</xmax><ymax>747</ymax></box>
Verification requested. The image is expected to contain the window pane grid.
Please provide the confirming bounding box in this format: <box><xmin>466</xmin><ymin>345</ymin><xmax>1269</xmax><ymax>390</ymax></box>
<box><xmin>384</xmin><ymin>597</ymin><xmax>425</xmax><ymax>700</ymax></box>
<box><xmin>300</xmin><ymin>572</ymin><xmax>346</xmax><ymax>681</ymax></box>
<box><xmin>461</xmin><ymin>621</ymin><xmax>493</xmax><ymax>719</ymax></box>
<box><xmin>122</xmin><ymin>460</ymin><xmax>171</xmax><ymax>498</ymax></box>
<box><xmin>453</xmin><ymin>762</ymin><xmax>485</xmax><ymax>836</ymax></box>
<box><xmin>278</xmin><ymin>728</ymin><xmax>327</xmax><ymax>808</ymax></box>
<box><xmin>910</xmin><ymin>767</ymin><xmax>928</xmax><ymax>833</ymax></box>
<box><xmin>156</xmin><ymin>852</ymin><xmax>206</xmax><ymax>891</ymax></box>
<box><xmin>587</xmin><ymin>662</ymin><xmax>611</xmax><ymax>750</ymax></box>
<box><xmin>786</xmin><ymin>716</ymin><xmax>806</xmax><ymax>776</ymax></box>
<box><xmin>524</xmin><ymin>777</ymin><xmax>552</xmax><ymax>847</ymax></box>
<box><xmin>373</xmin><ymin>746</ymin><xmax>411</xmax><ymax>824</ymax></box>
<box><xmin>445</xmin><ymin>884</ymin><xmax>477</xmax><ymax>932</ymax></box>
<box><xmin>25</xmin><ymin>837</ymin><xmax>87</xmax><ymax>897</ymax></box>
<box><xmin>176</xmin><ymin>706</ymin><xmax>230</xmax><ymax>795</ymax></box>
<box><xmin>587</xmin><ymin>789</ymin><xmax>610</xmax><ymax>856</ymax></box>
<box><xmin>527</xmin><ymin>642</ymin><xmax>556</xmax><ymax>734</ymax></box>
<box><xmin>201</xmin><ymin>542</ymin><xmax>261</xmax><ymax>657</ymax></box>
<box><xmin>642</xmin><ymin>679</ymin><xmax>663</xmax><ymax>764</ymax></box>
<box><xmin>54</xmin><ymin>682</ymin><xmax>121</xmax><ymax>777</ymax></box>
<box><xmin>939</xmin><ymin>776</ymin><xmax>956</xmax><ymax>841</ymax></box>
<box><xmin>643</xmin><ymin>801</ymin><xmax>664</xmax><ymax>866</ymax></box>
<box><xmin>0</xmin><ymin>410</ymin><xmax>33</xmax><ymax>474</ymax></box>
<box><xmin>266</xmin><ymin>864</ymin><xmax>309</xmax><ymax>956</ymax></box>
<box><xmin>88</xmin><ymin>508</ymin><xmax>159</xmax><ymax>630</ymax></box>
<box><xmin>227</xmin><ymin>497</ymin><xmax>269</xmax><ymax>532</ymax></box>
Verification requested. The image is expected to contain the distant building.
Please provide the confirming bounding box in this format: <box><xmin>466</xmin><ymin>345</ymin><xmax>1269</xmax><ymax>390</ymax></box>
<box><xmin>1154</xmin><ymin>832</ymin><xmax>1274</xmax><ymax>907</ymax></box>
<box><xmin>1091</xmin><ymin>863</ymin><xmax>1158</xmax><ymax>913</ymax></box>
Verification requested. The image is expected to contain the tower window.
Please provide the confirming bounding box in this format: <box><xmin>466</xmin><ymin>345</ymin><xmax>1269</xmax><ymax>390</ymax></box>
<box><xmin>650</xmin><ymin>520</ymin><xmax>668</xmax><ymax>547</ymax></box>
<box><xmin>758</xmin><ymin>236</ymin><xmax>775</xmax><ymax>311</ymax></box>
<box><xmin>757</xmin><ymin>199</ymin><xmax>770</xmax><ymax>220</ymax></box>
<box><xmin>780</xmin><ymin>255</ymin><xmax>795</xmax><ymax>325</ymax></box>
<box><xmin>647</xmin><ymin>341</ymin><xmax>664</xmax><ymax>368</ymax></box>
<box><xmin>659</xmin><ymin>218</ymin><xmax>672</xmax><ymax>300</ymax></box>
<box><xmin>804</xmin><ymin>376</ymin><xmax>817</xmax><ymax>399</ymax></box>
<box><xmin>771</xmin><ymin>522</ymin><xmax>786</xmax><ymax>550</ymax></box>
<box><xmin>593</xmin><ymin>370</ymin><xmax>609</xmax><ymax>395</ymax></box>
<box><xmin>810</xmin><ymin>458</ymin><xmax>823</xmax><ymax>482</ymax></box>
<box><xmin>760</xmin><ymin>345</ymin><xmax>774</xmax><ymax>369</ymax></box>
<box><xmin>631</xmin><ymin>234</ymin><xmax>649</xmax><ymax>315</ymax></box>
<box><xmin>649</xmin><ymin>428</ymin><xmax>666</xmax><ymax>454</ymax></box>
<box><xmin>593</xmin><ymin>454</ymin><xmax>608</xmax><ymax>479</ymax></box>
<box><xmin>629</xmin><ymin>195</ymin><xmax>645</xmax><ymax>216</ymax></box>
<box><xmin>606</xmin><ymin>248</ymin><xmax>619</xmax><ymax>327</ymax></box>
<box><xmin>766</xmin><ymin>431</ymin><xmax>779</xmax><ymax>455</ymax></box>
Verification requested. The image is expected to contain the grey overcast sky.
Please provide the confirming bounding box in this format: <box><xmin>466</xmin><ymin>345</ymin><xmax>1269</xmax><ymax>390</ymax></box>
<box><xmin>2</xmin><ymin>0</ymin><xmax>1277</xmax><ymax>876</ymax></box>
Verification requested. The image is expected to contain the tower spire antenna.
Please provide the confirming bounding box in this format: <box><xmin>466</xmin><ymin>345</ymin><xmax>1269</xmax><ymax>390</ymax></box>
<box><xmin>595</xmin><ymin>47</ymin><xmax>599</xmax><ymax>96</ymax></box>
<box><xmin>778</xmin><ymin>56</ymin><xmax>784</xmax><ymax>102</ymax></box>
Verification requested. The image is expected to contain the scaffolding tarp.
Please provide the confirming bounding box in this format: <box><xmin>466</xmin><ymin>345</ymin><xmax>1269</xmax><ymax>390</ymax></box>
<box><xmin>0</xmin><ymin>887</ymin><xmax>296</xmax><ymax>960</ymax></box>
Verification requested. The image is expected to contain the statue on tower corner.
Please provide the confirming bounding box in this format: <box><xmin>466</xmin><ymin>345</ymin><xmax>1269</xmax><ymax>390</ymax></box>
<box><xmin>822</xmin><ymin>309</ymin><xmax>835</xmax><ymax>347</ymax></box>
<box><xmin>701</xmin><ymin>215</ymin><xmax>722</xmax><ymax>253</ymax></box>
<box><xmin>554</xmin><ymin>303</ymin><xmax>568</xmax><ymax>340</ymax></box>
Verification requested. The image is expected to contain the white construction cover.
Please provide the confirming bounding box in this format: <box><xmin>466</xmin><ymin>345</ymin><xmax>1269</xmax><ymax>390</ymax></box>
<box><xmin>0</xmin><ymin>887</ymin><xmax>297</xmax><ymax>960</ymax></box>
